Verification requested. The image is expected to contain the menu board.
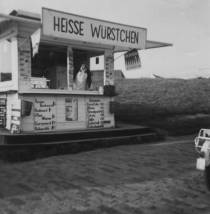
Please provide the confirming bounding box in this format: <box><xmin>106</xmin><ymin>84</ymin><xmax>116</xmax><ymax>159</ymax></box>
<box><xmin>10</xmin><ymin>109</ymin><xmax>21</xmax><ymax>134</ymax></box>
<box><xmin>0</xmin><ymin>97</ymin><xmax>6</xmax><ymax>127</ymax></box>
<box><xmin>87</xmin><ymin>98</ymin><xmax>104</xmax><ymax>128</ymax></box>
<box><xmin>34</xmin><ymin>98</ymin><xmax>56</xmax><ymax>131</ymax></box>
<box><xmin>65</xmin><ymin>98</ymin><xmax>78</xmax><ymax>121</ymax></box>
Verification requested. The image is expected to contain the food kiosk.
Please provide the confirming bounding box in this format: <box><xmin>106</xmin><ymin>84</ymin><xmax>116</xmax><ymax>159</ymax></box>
<box><xmin>0</xmin><ymin>8</ymin><xmax>171</xmax><ymax>136</ymax></box>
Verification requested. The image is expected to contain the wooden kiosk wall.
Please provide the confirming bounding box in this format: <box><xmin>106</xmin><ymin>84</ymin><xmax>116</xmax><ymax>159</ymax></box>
<box><xmin>15</xmin><ymin>21</ymin><xmax>115</xmax><ymax>133</ymax></box>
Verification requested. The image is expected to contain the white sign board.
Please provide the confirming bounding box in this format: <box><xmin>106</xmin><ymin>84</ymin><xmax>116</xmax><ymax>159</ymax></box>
<box><xmin>42</xmin><ymin>8</ymin><xmax>147</xmax><ymax>49</ymax></box>
<box><xmin>34</xmin><ymin>97</ymin><xmax>56</xmax><ymax>131</ymax></box>
<box><xmin>65</xmin><ymin>98</ymin><xmax>78</xmax><ymax>121</ymax></box>
<box><xmin>87</xmin><ymin>98</ymin><xmax>104</xmax><ymax>128</ymax></box>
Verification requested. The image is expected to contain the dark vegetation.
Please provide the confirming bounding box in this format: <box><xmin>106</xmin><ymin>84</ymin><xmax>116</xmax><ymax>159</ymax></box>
<box><xmin>115</xmin><ymin>78</ymin><xmax>210</xmax><ymax>135</ymax></box>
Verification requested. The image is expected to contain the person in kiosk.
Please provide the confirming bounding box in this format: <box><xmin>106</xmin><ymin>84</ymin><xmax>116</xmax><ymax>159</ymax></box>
<box><xmin>74</xmin><ymin>64</ymin><xmax>92</xmax><ymax>90</ymax></box>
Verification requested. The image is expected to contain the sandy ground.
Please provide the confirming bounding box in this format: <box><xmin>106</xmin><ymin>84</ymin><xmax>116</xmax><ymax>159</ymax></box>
<box><xmin>0</xmin><ymin>136</ymin><xmax>209</xmax><ymax>214</ymax></box>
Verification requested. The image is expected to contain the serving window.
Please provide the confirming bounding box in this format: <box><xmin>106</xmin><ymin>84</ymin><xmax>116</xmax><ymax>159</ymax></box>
<box><xmin>31</xmin><ymin>43</ymin><xmax>67</xmax><ymax>89</ymax></box>
<box><xmin>31</xmin><ymin>43</ymin><xmax>104</xmax><ymax>91</ymax></box>
<box><xmin>73</xmin><ymin>48</ymin><xmax>104</xmax><ymax>91</ymax></box>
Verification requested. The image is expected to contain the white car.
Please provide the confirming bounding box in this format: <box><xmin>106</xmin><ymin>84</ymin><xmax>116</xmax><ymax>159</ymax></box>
<box><xmin>195</xmin><ymin>129</ymin><xmax>210</xmax><ymax>190</ymax></box>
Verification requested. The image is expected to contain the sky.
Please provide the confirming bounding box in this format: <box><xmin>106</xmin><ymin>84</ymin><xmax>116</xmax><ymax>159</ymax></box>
<box><xmin>0</xmin><ymin>0</ymin><xmax>210</xmax><ymax>79</ymax></box>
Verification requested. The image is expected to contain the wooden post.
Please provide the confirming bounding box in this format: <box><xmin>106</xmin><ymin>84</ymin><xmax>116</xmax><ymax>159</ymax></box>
<box><xmin>67</xmin><ymin>46</ymin><xmax>74</xmax><ymax>89</ymax></box>
<box><xmin>17</xmin><ymin>36</ymin><xmax>32</xmax><ymax>90</ymax></box>
<box><xmin>104</xmin><ymin>50</ymin><xmax>114</xmax><ymax>86</ymax></box>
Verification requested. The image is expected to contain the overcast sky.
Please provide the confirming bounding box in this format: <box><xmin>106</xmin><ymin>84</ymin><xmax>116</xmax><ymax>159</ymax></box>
<box><xmin>0</xmin><ymin>0</ymin><xmax>209</xmax><ymax>78</ymax></box>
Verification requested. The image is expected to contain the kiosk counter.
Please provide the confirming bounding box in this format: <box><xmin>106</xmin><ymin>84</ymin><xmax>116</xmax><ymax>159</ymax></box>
<box><xmin>0</xmin><ymin>8</ymin><xmax>171</xmax><ymax>134</ymax></box>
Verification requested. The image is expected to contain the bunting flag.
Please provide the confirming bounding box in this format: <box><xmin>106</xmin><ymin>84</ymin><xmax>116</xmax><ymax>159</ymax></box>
<box><xmin>124</xmin><ymin>49</ymin><xmax>141</xmax><ymax>70</ymax></box>
<box><xmin>31</xmin><ymin>28</ymin><xmax>41</xmax><ymax>57</ymax></box>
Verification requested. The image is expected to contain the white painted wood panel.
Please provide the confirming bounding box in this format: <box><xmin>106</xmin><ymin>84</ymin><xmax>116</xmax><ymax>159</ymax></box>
<box><xmin>0</xmin><ymin>37</ymin><xmax>18</xmax><ymax>92</ymax></box>
<box><xmin>6</xmin><ymin>93</ymin><xmax>21</xmax><ymax>130</ymax></box>
<box><xmin>21</xmin><ymin>94</ymin><xmax>114</xmax><ymax>132</ymax></box>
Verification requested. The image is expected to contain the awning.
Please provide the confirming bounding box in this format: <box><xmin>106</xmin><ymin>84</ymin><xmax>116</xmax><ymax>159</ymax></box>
<box><xmin>0</xmin><ymin>14</ymin><xmax>18</xmax><ymax>40</ymax></box>
<box><xmin>145</xmin><ymin>40</ymin><xmax>172</xmax><ymax>49</ymax></box>
<box><xmin>0</xmin><ymin>13</ymin><xmax>41</xmax><ymax>25</ymax></box>
<box><xmin>0</xmin><ymin>11</ymin><xmax>172</xmax><ymax>51</ymax></box>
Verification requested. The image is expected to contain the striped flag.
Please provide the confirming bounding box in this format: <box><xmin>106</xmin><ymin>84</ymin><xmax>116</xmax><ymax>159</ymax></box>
<box><xmin>124</xmin><ymin>49</ymin><xmax>141</xmax><ymax>70</ymax></box>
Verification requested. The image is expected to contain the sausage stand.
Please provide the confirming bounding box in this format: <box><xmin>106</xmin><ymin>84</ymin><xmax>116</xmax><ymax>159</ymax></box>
<box><xmin>0</xmin><ymin>8</ymin><xmax>171</xmax><ymax>144</ymax></box>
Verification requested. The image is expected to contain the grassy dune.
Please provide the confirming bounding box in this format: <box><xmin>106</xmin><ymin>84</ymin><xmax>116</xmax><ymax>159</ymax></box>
<box><xmin>115</xmin><ymin>78</ymin><xmax>210</xmax><ymax>135</ymax></box>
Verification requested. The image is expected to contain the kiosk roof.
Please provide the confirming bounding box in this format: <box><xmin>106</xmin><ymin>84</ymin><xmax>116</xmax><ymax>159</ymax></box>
<box><xmin>0</xmin><ymin>10</ymin><xmax>172</xmax><ymax>51</ymax></box>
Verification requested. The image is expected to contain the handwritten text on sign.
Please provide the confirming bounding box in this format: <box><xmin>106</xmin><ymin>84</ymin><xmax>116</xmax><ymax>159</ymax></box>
<box><xmin>34</xmin><ymin>98</ymin><xmax>56</xmax><ymax>131</ymax></box>
<box><xmin>87</xmin><ymin>98</ymin><xmax>104</xmax><ymax>128</ymax></box>
<box><xmin>42</xmin><ymin>8</ymin><xmax>146</xmax><ymax>49</ymax></box>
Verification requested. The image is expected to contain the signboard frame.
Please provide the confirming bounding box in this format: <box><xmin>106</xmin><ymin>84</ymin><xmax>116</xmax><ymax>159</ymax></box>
<box><xmin>42</xmin><ymin>7</ymin><xmax>147</xmax><ymax>50</ymax></box>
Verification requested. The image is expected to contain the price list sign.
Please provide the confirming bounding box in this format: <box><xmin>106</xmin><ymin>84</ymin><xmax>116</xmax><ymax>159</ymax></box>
<box><xmin>87</xmin><ymin>98</ymin><xmax>104</xmax><ymax>128</ymax></box>
<box><xmin>0</xmin><ymin>98</ymin><xmax>6</xmax><ymax>127</ymax></box>
<box><xmin>34</xmin><ymin>98</ymin><xmax>56</xmax><ymax>131</ymax></box>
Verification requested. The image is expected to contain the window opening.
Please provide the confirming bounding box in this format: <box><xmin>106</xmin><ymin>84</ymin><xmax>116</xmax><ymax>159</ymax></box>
<box><xmin>0</xmin><ymin>39</ymin><xmax>12</xmax><ymax>82</ymax></box>
<box><xmin>73</xmin><ymin>48</ymin><xmax>104</xmax><ymax>91</ymax></box>
<box><xmin>31</xmin><ymin>43</ymin><xmax>67</xmax><ymax>89</ymax></box>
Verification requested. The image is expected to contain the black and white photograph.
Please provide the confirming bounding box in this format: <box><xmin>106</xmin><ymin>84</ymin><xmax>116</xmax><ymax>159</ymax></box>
<box><xmin>0</xmin><ymin>0</ymin><xmax>209</xmax><ymax>213</ymax></box>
